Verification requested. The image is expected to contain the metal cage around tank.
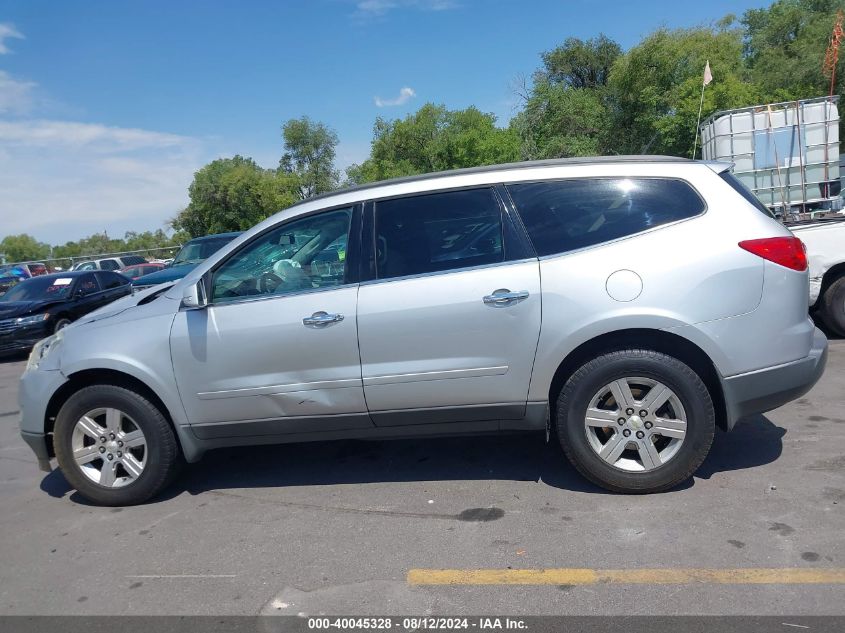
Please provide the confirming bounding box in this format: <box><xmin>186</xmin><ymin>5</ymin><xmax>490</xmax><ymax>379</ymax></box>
<box><xmin>699</xmin><ymin>96</ymin><xmax>841</xmax><ymax>215</ymax></box>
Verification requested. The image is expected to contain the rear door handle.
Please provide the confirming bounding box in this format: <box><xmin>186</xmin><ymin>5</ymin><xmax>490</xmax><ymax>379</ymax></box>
<box><xmin>302</xmin><ymin>311</ymin><xmax>344</xmax><ymax>327</ymax></box>
<box><xmin>482</xmin><ymin>289</ymin><xmax>529</xmax><ymax>307</ymax></box>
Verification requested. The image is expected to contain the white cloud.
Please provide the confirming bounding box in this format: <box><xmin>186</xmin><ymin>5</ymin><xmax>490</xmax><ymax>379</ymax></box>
<box><xmin>374</xmin><ymin>86</ymin><xmax>416</xmax><ymax>107</ymax></box>
<box><xmin>0</xmin><ymin>70</ymin><xmax>36</xmax><ymax>114</ymax></box>
<box><xmin>0</xmin><ymin>24</ymin><xmax>214</xmax><ymax>244</ymax></box>
<box><xmin>0</xmin><ymin>119</ymin><xmax>208</xmax><ymax>243</ymax></box>
<box><xmin>0</xmin><ymin>119</ymin><xmax>191</xmax><ymax>150</ymax></box>
<box><xmin>354</xmin><ymin>0</ymin><xmax>458</xmax><ymax>19</ymax></box>
<box><xmin>0</xmin><ymin>23</ymin><xmax>24</xmax><ymax>55</ymax></box>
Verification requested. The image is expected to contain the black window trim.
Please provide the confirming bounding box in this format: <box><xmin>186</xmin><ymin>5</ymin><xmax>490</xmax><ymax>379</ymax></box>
<box><xmin>204</xmin><ymin>202</ymin><xmax>363</xmax><ymax>309</ymax></box>
<box><xmin>361</xmin><ymin>184</ymin><xmax>534</xmax><ymax>287</ymax></box>
<box><xmin>505</xmin><ymin>176</ymin><xmax>708</xmax><ymax>261</ymax></box>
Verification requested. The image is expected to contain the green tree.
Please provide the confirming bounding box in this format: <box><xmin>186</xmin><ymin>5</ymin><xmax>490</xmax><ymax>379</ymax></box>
<box><xmin>512</xmin><ymin>36</ymin><xmax>622</xmax><ymax>160</ymax></box>
<box><xmin>743</xmin><ymin>0</ymin><xmax>845</xmax><ymax>98</ymax></box>
<box><xmin>172</xmin><ymin>156</ymin><xmax>300</xmax><ymax>238</ymax></box>
<box><xmin>280</xmin><ymin>117</ymin><xmax>340</xmax><ymax>198</ymax></box>
<box><xmin>539</xmin><ymin>34</ymin><xmax>622</xmax><ymax>89</ymax></box>
<box><xmin>0</xmin><ymin>234</ymin><xmax>51</xmax><ymax>263</ymax></box>
<box><xmin>512</xmin><ymin>85</ymin><xmax>611</xmax><ymax>159</ymax></box>
<box><xmin>346</xmin><ymin>104</ymin><xmax>520</xmax><ymax>184</ymax></box>
<box><xmin>607</xmin><ymin>23</ymin><xmax>763</xmax><ymax>156</ymax></box>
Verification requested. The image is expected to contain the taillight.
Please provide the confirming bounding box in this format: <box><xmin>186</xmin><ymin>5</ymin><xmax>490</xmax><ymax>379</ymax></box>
<box><xmin>738</xmin><ymin>237</ymin><xmax>807</xmax><ymax>272</ymax></box>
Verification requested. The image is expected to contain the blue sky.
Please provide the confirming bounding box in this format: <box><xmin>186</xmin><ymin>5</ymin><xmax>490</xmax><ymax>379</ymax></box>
<box><xmin>0</xmin><ymin>0</ymin><xmax>770</xmax><ymax>244</ymax></box>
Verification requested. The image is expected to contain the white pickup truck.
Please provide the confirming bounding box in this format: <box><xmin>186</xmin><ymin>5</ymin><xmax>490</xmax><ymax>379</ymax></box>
<box><xmin>789</xmin><ymin>218</ymin><xmax>845</xmax><ymax>336</ymax></box>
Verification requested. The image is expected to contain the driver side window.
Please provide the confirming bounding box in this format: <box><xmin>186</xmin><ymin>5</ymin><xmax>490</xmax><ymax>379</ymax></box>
<box><xmin>211</xmin><ymin>207</ymin><xmax>353</xmax><ymax>303</ymax></box>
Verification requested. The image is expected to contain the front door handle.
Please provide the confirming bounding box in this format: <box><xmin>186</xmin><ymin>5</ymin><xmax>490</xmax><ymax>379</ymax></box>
<box><xmin>302</xmin><ymin>311</ymin><xmax>344</xmax><ymax>327</ymax></box>
<box><xmin>482</xmin><ymin>289</ymin><xmax>529</xmax><ymax>307</ymax></box>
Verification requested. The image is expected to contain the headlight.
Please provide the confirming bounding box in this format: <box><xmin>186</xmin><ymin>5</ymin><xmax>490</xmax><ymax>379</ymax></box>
<box><xmin>13</xmin><ymin>314</ymin><xmax>50</xmax><ymax>326</ymax></box>
<box><xmin>26</xmin><ymin>330</ymin><xmax>63</xmax><ymax>372</ymax></box>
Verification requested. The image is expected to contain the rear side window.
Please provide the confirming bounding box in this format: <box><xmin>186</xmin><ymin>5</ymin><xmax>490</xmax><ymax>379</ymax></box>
<box><xmin>375</xmin><ymin>188</ymin><xmax>504</xmax><ymax>280</ymax></box>
<box><xmin>507</xmin><ymin>178</ymin><xmax>705</xmax><ymax>257</ymax></box>
<box><xmin>99</xmin><ymin>259</ymin><xmax>120</xmax><ymax>271</ymax></box>
<box><xmin>77</xmin><ymin>273</ymin><xmax>101</xmax><ymax>295</ymax></box>
<box><xmin>720</xmin><ymin>172</ymin><xmax>775</xmax><ymax>218</ymax></box>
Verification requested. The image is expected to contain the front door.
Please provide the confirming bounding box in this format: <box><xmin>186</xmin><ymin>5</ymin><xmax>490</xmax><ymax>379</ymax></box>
<box><xmin>170</xmin><ymin>206</ymin><xmax>371</xmax><ymax>439</ymax></box>
<box><xmin>356</xmin><ymin>187</ymin><xmax>542</xmax><ymax>426</ymax></box>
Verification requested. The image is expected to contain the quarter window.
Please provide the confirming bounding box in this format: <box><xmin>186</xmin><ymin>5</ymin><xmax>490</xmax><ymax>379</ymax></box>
<box><xmin>375</xmin><ymin>188</ymin><xmax>504</xmax><ymax>280</ymax></box>
<box><xmin>507</xmin><ymin>178</ymin><xmax>705</xmax><ymax>257</ymax></box>
<box><xmin>211</xmin><ymin>208</ymin><xmax>353</xmax><ymax>303</ymax></box>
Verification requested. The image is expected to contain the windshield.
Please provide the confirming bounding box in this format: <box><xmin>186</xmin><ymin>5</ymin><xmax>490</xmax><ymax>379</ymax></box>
<box><xmin>171</xmin><ymin>237</ymin><xmax>233</xmax><ymax>266</ymax></box>
<box><xmin>0</xmin><ymin>276</ymin><xmax>75</xmax><ymax>302</ymax></box>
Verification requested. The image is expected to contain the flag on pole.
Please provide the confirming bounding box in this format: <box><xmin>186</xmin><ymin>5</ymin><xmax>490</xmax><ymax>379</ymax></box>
<box><xmin>703</xmin><ymin>60</ymin><xmax>713</xmax><ymax>86</ymax></box>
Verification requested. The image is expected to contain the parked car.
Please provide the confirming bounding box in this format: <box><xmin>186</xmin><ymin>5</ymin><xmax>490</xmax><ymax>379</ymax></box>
<box><xmin>0</xmin><ymin>265</ymin><xmax>30</xmax><ymax>295</ymax></box>
<box><xmin>25</xmin><ymin>263</ymin><xmax>48</xmax><ymax>276</ymax></box>
<box><xmin>0</xmin><ymin>271</ymin><xmax>131</xmax><ymax>355</ymax></box>
<box><xmin>131</xmin><ymin>232</ymin><xmax>242</xmax><ymax>289</ymax></box>
<box><xmin>0</xmin><ymin>262</ymin><xmax>48</xmax><ymax>294</ymax></box>
<box><xmin>72</xmin><ymin>255</ymin><xmax>147</xmax><ymax>272</ymax></box>
<box><xmin>119</xmin><ymin>262</ymin><xmax>166</xmax><ymax>280</ymax></box>
<box><xmin>19</xmin><ymin>156</ymin><xmax>827</xmax><ymax>505</ymax></box>
<box><xmin>788</xmin><ymin>217</ymin><xmax>845</xmax><ymax>336</ymax></box>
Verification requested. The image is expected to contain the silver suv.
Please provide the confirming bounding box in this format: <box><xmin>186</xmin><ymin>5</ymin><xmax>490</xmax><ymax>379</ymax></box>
<box><xmin>19</xmin><ymin>157</ymin><xmax>828</xmax><ymax>505</ymax></box>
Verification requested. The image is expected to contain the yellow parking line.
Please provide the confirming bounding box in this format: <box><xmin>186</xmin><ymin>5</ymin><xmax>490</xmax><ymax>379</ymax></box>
<box><xmin>407</xmin><ymin>568</ymin><xmax>845</xmax><ymax>585</ymax></box>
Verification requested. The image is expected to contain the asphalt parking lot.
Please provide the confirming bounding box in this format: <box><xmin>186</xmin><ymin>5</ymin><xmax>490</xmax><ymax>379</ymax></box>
<box><xmin>0</xmin><ymin>335</ymin><xmax>843</xmax><ymax>617</ymax></box>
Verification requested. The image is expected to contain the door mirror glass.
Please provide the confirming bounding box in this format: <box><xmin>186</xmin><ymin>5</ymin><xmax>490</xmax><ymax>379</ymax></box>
<box><xmin>181</xmin><ymin>280</ymin><xmax>207</xmax><ymax>310</ymax></box>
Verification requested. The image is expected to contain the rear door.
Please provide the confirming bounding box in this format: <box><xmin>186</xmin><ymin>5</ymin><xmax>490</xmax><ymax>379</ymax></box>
<box><xmin>356</xmin><ymin>187</ymin><xmax>542</xmax><ymax>426</ymax></box>
<box><xmin>70</xmin><ymin>273</ymin><xmax>109</xmax><ymax>317</ymax></box>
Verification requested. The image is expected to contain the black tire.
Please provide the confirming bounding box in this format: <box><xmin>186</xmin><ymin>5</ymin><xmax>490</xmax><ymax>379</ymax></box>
<box><xmin>53</xmin><ymin>317</ymin><xmax>72</xmax><ymax>333</ymax></box>
<box><xmin>819</xmin><ymin>275</ymin><xmax>845</xmax><ymax>338</ymax></box>
<box><xmin>53</xmin><ymin>385</ymin><xmax>180</xmax><ymax>506</ymax></box>
<box><xmin>555</xmin><ymin>349</ymin><xmax>715</xmax><ymax>494</ymax></box>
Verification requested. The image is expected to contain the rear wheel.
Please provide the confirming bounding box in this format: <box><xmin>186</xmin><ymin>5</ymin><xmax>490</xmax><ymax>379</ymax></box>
<box><xmin>556</xmin><ymin>349</ymin><xmax>715</xmax><ymax>493</ymax></box>
<box><xmin>819</xmin><ymin>275</ymin><xmax>845</xmax><ymax>338</ymax></box>
<box><xmin>53</xmin><ymin>385</ymin><xmax>180</xmax><ymax>505</ymax></box>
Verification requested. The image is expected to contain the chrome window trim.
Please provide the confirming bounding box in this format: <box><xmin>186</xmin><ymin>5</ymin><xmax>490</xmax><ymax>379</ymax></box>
<box><xmin>535</xmin><ymin>215</ymin><xmax>705</xmax><ymax>262</ymax></box>
<box><xmin>202</xmin><ymin>281</ymin><xmax>360</xmax><ymax>311</ymax></box>
<box><xmin>358</xmin><ymin>257</ymin><xmax>537</xmax><ymax>288</ymax></box>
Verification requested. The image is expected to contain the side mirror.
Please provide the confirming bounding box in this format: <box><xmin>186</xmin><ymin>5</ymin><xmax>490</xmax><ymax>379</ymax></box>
<box><xmin>181</xmin><ymin>279</ymin><xmax>208</xmax><ymax>310</ymax></box>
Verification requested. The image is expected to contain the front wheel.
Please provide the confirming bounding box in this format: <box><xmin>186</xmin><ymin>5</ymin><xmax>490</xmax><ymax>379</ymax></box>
<box><xmin>53</xmin><ymin>385</ymin><xmax>180</xmax><ymax>505</ymax></box>
<box><xmin>53</xmin><ymin>317</ymin><xmax>72</xmax><ymax>333</ymax></box>
<box><xmin>556</xmin><ymin>349</ymin><xmax>715</xmax><ymax>494</ymax></box>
